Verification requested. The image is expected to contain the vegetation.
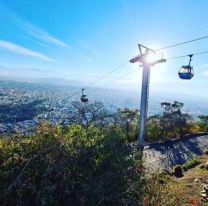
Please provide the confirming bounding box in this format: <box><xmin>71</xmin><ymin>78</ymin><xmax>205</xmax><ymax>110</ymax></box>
<box><xmin>141</xmin><ymin>174</ymin><xmax>179</xmax><ymax>206</ymax></box>
<box><xmin>198</xmin><ymin>115</ymin><xmax>208</xmax><ymax>132</ymax></box>
<box><xmin>0</xmin><ymin>100</ymin><xmax>207</xmax><ymax>205</ymax></box>
<box><xmin>173</xmin><ymin>165</ymin><xmax>183</xmax><ymax>178</ymax></box>
<box><xmin>68</xmin><ymin>101</ymin><xmax>139</xmax><ymax>142</ymax></box>
<box><xmin>182</xmin><ymin>158</ymin><xmax>200</xmax><ymax>171</ymax></box>
<box><xmin>69</xmin><ymin>100</ymin><xmax>208</xmax><ymax>143</ymax></box>
<box><xmin>0</xmin><ymin>122</ymin><xmax>146</xmax><ymax>206</ymax></box>
<box><xmin>0</xmin><ymin>121</ymin><xmax>181</xmax><ymax>206</ymax></box>
<box><xmin>161</xmin><ymin>155</ymin><xmax>208</xmax><ymax>206</ymax></box>
<box><xmin>146</xmin><ymin>101</ymin><xmax>194</xmax><ymax>142</ymax></box>
<box><xmin>0</xmin><ymin>98</ymin><xmax>207</xmax><ymax>143</ymax></box>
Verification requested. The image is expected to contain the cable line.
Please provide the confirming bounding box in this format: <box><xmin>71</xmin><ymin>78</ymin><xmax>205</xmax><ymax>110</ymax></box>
<box><xmin>80</xmin><ymin>34</ymin><xmax>208</xmax><ymax>92</ymax></box>
<box><xmin>88</xmin><ymin>69</ymin><xmax>137</xmax><ymax>94</ymax></box>
<box><xmin>71</xmin><ymin>49</ymin><xmax>208</xmax><ymax>100</ymax></box>
<box><xmin>84</xmin><ymin>60</ymin><xmax>129</xmax><ymax>90</ymax></box>
<box><xmin>71</xmin><ymin>34</ymin><xmax>208</xmax><ymax>101</ymax></box>
<box><xmin>166</xmin><ymin>50</ymin><xmax>208</xmax><ymax>60</ymax></box>
<box><xmin>156</xmin><ymin>35</ymin><xmax>208</xmax><ymax>52</ymax></box>
<box><xmin>69</xmin><ymin>60</ymin><xmax>129</xmax><ymax>99</ymax></box>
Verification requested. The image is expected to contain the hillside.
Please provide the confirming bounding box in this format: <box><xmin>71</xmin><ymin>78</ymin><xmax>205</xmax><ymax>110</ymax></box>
<box><xmin>143</xmin><ymin>134</ymin><xmax>208</xmax><ymax>172</ymax></box>
<box><xmin>164</xmin><ymin>154</ymin><xmax>208</xmax><ymax>206</ymax></box>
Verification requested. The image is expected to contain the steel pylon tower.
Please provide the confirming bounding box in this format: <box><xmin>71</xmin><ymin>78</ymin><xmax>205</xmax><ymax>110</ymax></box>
<box><xmin>130</xmin><ymin>44</ymin><xmax>166</xmax><ymax>146</ymax></box>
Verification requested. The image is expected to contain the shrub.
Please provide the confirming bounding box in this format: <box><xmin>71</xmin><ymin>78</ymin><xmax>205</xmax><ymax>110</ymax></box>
<box><xmin>0</xmin><ymin>123</ymin><xmax>146</xmax><ymax>206</ymax></box>
<box><xmin>0</xmin><ymin>121</ymin><xmax>179</xmax><ymax>206</ymax></box>
<box><xmin>204</xmin><ymin>150</ymin><xmax>208</xmax><ymax>155</ymax></box>
<box><xmin>142</xmin><ymin>174</ymin><xmax>180</xmax><ymax>206</ymax></box>
<box><xmin>173</xmin><ymin>165</ymin><xmax>183</xmax><ymax>177</ymax></box>
<box><xmin>182</xmin><ymin>159</ymin><xmax>200</xmax><ymax>171</ymax></box>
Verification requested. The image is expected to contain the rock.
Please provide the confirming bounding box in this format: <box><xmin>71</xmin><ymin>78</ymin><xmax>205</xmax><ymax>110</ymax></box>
<box><xmin>194</xmin><ymin>178</ymin><xmax>201</xmax><ymax>183</ymax></box>
<box><xmin>203</xmin><ymin>184</ymin><xmax>208</xmax><ymax>190</ymax></box>
<box><xmin>200</xmin><ymin>164</ymin><xmax>205</xmax><ymax>169</ymax></box>
<box><xmin>201</xmin><ymin>184</ymin><xmax>208</xmax><ymax>201</ymax></box>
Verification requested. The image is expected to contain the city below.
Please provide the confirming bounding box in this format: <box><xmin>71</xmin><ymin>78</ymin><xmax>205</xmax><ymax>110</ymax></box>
<box><xmin>0</xmin><ymin>80</ymin><xmax>207</xmax><ymax>135</ymax></box>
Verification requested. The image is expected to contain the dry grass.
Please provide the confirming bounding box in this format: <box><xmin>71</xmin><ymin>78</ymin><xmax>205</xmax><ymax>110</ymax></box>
<box><xmin>165</xmin><ymin>155</ymin><xmax>208</xmax><ymax>206</ymax></box>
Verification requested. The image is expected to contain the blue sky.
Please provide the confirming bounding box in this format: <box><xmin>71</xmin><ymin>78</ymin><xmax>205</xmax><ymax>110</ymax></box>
<box><xmin>0</xmin><ymin>0</ymin><xmax>208</xmax><ymax>97</ymax></box>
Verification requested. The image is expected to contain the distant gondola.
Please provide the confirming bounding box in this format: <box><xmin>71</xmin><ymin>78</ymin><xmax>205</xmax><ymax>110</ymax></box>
<box><xmin>80</xmin><ymin>89</ymin><xmax>88</xmax><ymax>103</ymax></box>
<box><xmin>178</xmin><ymin>54</ymin><xmax>194</xmax><ymax>80</ymax></box>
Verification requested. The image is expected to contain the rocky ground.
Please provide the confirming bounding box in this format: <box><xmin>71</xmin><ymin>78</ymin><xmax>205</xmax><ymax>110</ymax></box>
<box><xmin>143</xmin><ymin>133</ymin><xmax>208</xmax><ymax>173</ymax></box>
<box><xmin>164</xmin><ymin>155</ymin><xmax>208</xmax><ymax>206</ymax></box>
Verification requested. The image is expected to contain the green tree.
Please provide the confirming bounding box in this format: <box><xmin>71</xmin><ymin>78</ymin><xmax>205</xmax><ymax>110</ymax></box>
<box><xmin>112</xmin><ymin>108</ymin><xmax>139</xmax><ymax>142</ymax></box>
<box><xmin>146</xmin><ymin>115</ymin><xmax>163</xmax><ymax>142</ymax></box>
<box><xmin>146</xmin><ymin>101</ymin><xmax>192</xmax><ymax>141</ymax></box>
<box><xmin>160</xmin><ymin>101</ymin><xmax>191</xmax><ymax>138</ymax></box>
<box><xmin>67</xmin><ymin>101</ymin><xmax>110</xmax><ymax>128</ymax></box>
<box><xmin>198</xmin><ymin>114</ymin><xmax>208</xmax><ymax>132</ymax></box>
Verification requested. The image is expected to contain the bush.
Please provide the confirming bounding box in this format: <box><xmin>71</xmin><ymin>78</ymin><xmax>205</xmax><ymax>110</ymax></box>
<box><xmin>142</xmin><ymin>174</ymin><xmax>180</xmax><ymax>206</ymax></box>
<box><xmin>204</xmin><ymin>150</ymin><xmax>208</xmax><ymax>155</ymax></box>
<box><xmin>173</xmin><ymin>165</ymin><xmax>183</xmax><ymax>177</ymax></box>
<box><xmin>0</xmin><ymin>121</ymin><xmax>179</xmax><ymax>206</ymax></box>
<box><xmin>182</xmin><ymin>159</ymin><xmax>200</xmax><ymax>171</ymax></box>
<box><xmin>0</xmin><ymin>122</ymin><xmax>146</xmax><ymax>206</ymax></box>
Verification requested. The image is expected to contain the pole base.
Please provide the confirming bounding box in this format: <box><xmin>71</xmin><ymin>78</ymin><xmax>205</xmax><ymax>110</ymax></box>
<box><xmin>137</xmin><ymin>141</ymin><xmax>150</xmax><ymax>150</ymax></box>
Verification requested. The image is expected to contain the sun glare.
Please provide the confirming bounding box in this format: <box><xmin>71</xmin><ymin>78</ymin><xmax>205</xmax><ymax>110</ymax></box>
<box><xmin>145</xmin><ymin>52</ymin><xmax>165</xmax><ymax>64</ymax></box>
<box><xmin>145</xmin><ymin>53</ymin><xmax>157</xmax><ymax>64</ymax></box>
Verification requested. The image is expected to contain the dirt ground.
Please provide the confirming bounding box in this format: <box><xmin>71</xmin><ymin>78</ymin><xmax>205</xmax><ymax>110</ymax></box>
<box><xmin>166</xmin><ymin>155</ymin><xmax>208</xmax><ymax>206</ymax></box>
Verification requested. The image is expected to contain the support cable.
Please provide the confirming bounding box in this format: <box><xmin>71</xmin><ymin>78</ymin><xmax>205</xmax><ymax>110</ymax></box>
<box><xmin>84</xmin><ymin>60</ymin><xmax>129</xmax><ymax>90</ymax></box>
<box><xmin>156</xmin><ymin>35</ymin><xmax>208</xmax><ymax>52</ymax></box>
<box><xmin>88</xmin><ymin>69</ymin><xmax>137</xmax><ymax>94</ymax></box>
<box><xmin>166</xmin><ymin>50</ymin><xmax>208</xmax><ymax>60</ymax></box>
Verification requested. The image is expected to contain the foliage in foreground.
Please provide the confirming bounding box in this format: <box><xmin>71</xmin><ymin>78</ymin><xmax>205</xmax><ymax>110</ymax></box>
<box><xmin>0</xmin><ymin>121</ymin><xmax>180</xmax><ymax>206</ymax></box>
<box><xmin>0</xmin><ymin>121</ymin><xmax>146</xmax><ymax>206</ymax></box>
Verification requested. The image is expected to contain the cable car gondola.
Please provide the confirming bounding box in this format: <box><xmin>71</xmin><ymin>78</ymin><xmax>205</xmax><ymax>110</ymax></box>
<box><xmin>178</xmin><ymin>54</ymin><xmax>194</xmax><ymax>80</ymax></box>
<box><xmin>80</xmin><ymin>89</ymin><xmax>88</xmax><ymax>103</ymax></box>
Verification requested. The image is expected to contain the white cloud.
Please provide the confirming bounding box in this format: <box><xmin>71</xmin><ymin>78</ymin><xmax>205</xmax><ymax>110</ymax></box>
<box><xmin>0</xmin><ymin>3</ymin><xmax>67</xmax><ymax>48</ymax></box>
<box><xmin>20</xmin><ymin>22</ymin><xmax>68</xmax><ymax>48</ymax></box>
<box><xmin>0</xmin><ymin>40</ymin><xmax>57</xmax><ymax>62</ymax></box>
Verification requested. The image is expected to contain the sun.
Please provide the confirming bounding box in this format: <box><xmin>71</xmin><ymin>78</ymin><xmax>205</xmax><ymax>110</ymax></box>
<box><xmin>145</xmin><ymin>52</ymin><xmax>165</xmax><ymax>64</ymax></box>
<box><xmin>145</xmin><ymin>53</ymin><xmax>157</xmax><ymax>64</ymax></box>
